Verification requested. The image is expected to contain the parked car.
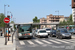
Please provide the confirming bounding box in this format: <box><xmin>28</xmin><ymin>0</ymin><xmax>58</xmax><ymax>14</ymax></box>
<box><xmin>45</xmin><ymin>28</ymin><xmax>51</xmax><ymax>35</ymax></box>
<box><xmin>35</xmin><ymin>29</ymin><xmax>48</xmax><ymax>38</ymax></box>
<box><xmin>50</xmin><ymin>30</ymin><xmax>56</xmax><ymax>37</ymax></box>
<box><xmin>56</xmin><ymin>28</ymin><xmax>71</xmax><ymax>39</ymax></box>
<box><xmin>68</xmin><ymin>29</ymin><xmax>75</xmax><ymax>34</ymax></box>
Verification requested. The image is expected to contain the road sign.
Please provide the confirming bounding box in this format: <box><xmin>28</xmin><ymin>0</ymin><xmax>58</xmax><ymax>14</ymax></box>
<box><xmin>4</xmin><ymin>17</ymin><xmax>10</xmax><ymax>23</ymax></box>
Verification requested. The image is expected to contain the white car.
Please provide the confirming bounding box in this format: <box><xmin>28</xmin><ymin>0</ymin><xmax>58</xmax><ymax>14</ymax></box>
<box><xmin>35</xmin><ymin>29</ymin><xmax>48</xmax><ymax>38</ymax></box>
<box><xmin>45</xmin><ymin>28</ymin><xmax>51</xmax><ymax>35</ymax></box>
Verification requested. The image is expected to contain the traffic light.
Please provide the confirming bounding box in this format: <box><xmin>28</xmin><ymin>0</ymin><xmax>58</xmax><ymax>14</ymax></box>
<box><xmin>7</xmin><ymin>15</ymin><xmax>10</xmax><ymax>19</ymax></box>
<box><xmin>7</xmin><ymin>15</ymin><xmax>10</xmax><ymax>27</ymax></box>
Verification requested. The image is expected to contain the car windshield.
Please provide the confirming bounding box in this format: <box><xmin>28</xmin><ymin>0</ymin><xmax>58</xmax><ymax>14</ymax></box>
<box><xmin>39</xmin><ymin>30</ymin><xmax>46</xmax><ymax>33</ymax></box>
<box><xmin>46</xmin><ymin>29</ymin><xmax>51</xmax><ymax>30</ymax></box>
<box><xmin>60</xmin><ymin>29</ymin><xmax>68</xmax><ymax>33</ymax></box>
<box><xmin>52</xmin><ymin>30</ymin><xmax>56</xmax><ymax>32</ymax></box>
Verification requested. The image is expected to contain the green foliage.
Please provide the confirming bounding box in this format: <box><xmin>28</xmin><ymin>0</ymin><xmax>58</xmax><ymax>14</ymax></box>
<box><xmin>11</xmin><ymin>21</ymin><xmax>14</xmax><ymax>23</ymax></box>
<box><xmin>59</xmin><ymin>14</ymin><xmax>74</xmax><ymax>26</ymax></box>
<box><xmin>33</xmin><ymin>16</ymin><xmax>40</xmax><ymax>23</ymax></box>
<box><xmin>0</xmin><ymin>13</ymin><xmax>6</xmax><ymax>27</ymax></box>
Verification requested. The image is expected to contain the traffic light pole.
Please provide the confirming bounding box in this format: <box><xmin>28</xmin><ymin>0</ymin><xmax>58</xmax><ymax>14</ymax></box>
<box><xmin>8</xmin><ymin>26</ymin><xmax>9</xmax><ymax>41</ymax></box>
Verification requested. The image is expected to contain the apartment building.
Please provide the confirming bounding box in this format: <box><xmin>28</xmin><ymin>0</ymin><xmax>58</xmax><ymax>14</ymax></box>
<box><xmin>40</xmin><ymin>14</ymin><xmax>64</xmax><ymax>28</ymax></box>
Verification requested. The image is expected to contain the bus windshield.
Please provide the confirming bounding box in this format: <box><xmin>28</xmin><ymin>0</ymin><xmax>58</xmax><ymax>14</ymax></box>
<box><xmin>18</xmin><ymin>24</ymin><xmax>32</xmax><ymax>33</ymax></box>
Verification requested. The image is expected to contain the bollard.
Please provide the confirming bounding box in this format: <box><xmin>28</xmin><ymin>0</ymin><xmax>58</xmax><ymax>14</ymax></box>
<box><xmin>12</xmin><ymin>33</ymin><xmax>13</xmax><ymax>43</ymax></box>
<box><xmin>5</xmin><ymin>37</ymin><xmax>7</xmax><ymax>45</ymax></box>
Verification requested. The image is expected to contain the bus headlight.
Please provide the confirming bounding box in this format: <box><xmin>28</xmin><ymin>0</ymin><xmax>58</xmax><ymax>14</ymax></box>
<box><xmin>19</xmin><ymin>33</ymin><xmax>22</xmax><ymax>36</ymax></box>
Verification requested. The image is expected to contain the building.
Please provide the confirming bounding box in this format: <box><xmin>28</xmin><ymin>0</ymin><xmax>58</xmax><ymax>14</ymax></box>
<box><xmin>59</xmin><ymin>17</ymin><xmax>69</xmax><ymax>22</ymax></box>
<box><xmin>40</xmin><ymin>14</ymin><xmax>64</xmax><ymax>28</ymax></box>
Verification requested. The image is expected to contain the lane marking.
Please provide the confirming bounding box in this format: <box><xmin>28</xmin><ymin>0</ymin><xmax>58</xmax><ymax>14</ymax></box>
<box><xmin>19</xmin><ymin>41</ymin><xmax>25</xmax><ymax>45</ymax></box>
<box><xmin>63</xmin><ymin>39</ymin><xmax>75</xmax><ymax>43</ymax></box>
<box><xmin>27</xmin><ymin>40</ymin><xmax>34</xmax><ymax>44</ymax></box>
<box><xmin>49</xmin><ymin>40</ymin><xmax>61</xmax><ymax>44</ymax></box>
<box><xmin>55</xmin><ymin>39</ymin><xmax>70</xmax><ymax>44</ymax></box>
<box><xmin>41</xmin><ymin>40</ymin><xmax>52</xmax><ymax>44</ymax></box>
<box><xmin>34</xmin><ymin>40</ymin><xmax>44</xmax><ymax>44</ymax></box>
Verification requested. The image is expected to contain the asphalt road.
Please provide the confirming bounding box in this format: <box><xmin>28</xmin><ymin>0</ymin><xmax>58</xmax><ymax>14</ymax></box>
<box><xmin>15</xmin><ymin>33</ymin><xmax>75</xmax><ymax>50</ymax></box>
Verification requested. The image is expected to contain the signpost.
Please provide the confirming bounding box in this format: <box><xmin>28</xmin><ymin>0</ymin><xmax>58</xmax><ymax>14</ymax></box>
<box><xmin>4</xmin><ymin>17</ymin><xmax>10</xmax><ymax>23</ymax></box>
<box><xmin>4</xmin><ymin>17</ymin><xmax>10</xmax><ymax>45</ymax></box>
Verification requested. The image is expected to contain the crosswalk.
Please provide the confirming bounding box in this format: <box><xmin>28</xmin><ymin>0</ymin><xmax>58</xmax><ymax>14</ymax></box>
<box><xmin>18</xmin><ymin>39</ymin><xmax>75</xmax><ymax>46</ymax></box>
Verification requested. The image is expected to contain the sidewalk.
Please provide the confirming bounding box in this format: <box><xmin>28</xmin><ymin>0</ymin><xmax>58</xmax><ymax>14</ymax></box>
<box><xmin>0</xmin><ymin>32</ymin><xmax>16</xmax><ymax>50</ymax></box>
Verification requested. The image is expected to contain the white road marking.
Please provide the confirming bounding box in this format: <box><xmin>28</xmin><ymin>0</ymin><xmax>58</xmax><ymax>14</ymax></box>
<box><xmin>34</xmin><ymin>40</ymin><xmax>44</xmax><ymax>44</ymax></box>
<box><xmin>27</xmin><ymin>40</ymin><xmax>34</xmax><ymax>44</ymax></box>
<box><xmin>49</xmin><ymin>40</ymin><xmax>61</xmax><ymax>44</ymax></box>
<box><xmin>41</xmin><ymin>40</ymin><xmax>52</xmax><ymax>44</ymax></box>
<box><xmin>55</xmin><ymin>39</ymin><xmax>70</xmax><ymax>44</ymax></box>
<box><xmin>63</xmin><ymin>39</ymin><xmax>75</xmax><ymax>42</ymax></box>
<box><xmin>19</xmin><ymin>41</ymin><xmax>25</xmax><ymax>45</ymax></box>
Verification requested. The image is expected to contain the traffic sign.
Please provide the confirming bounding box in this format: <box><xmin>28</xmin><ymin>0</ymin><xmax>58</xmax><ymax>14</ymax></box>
<box><xmin>4</xmin><ymin>17</ymin><xmax>10</xmax><ymax>23</ymax></box>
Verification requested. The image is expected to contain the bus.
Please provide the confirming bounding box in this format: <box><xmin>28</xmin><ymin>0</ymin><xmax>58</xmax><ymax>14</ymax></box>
<box><xmin>17</xmin><ymin>24</ymin><xmax>33</xmax><ymax>39</ymax></box>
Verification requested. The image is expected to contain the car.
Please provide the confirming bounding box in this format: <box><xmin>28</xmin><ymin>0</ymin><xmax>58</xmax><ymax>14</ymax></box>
<box><xmin>68</xmin><ymin>29</ymin><xmax>75</xmax><ymax>34</ymax></box>
<box><xmin>56</xmin><ymin>28</ymin><xmax>71</xmax><ymax>39</ymax></box>
<box><xmin>35</xmin><ymin>29</ymin><xmax>48</xmax><ymax>38</ymax></box>
<box><xmin>45</xmin><ymin>28</ymin><xmax>51</xmax><ymax>35</ymax></box>
<box><xmin>50</xmin><ymin>30</ymin><xmax>56</xmax><ymax>37</ymax></box>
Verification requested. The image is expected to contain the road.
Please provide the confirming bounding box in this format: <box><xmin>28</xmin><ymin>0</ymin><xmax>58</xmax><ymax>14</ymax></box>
<box><xmin>15</xmin><ymin>33</ymin><xmax>75</xmax><ymax>50</ymax></box>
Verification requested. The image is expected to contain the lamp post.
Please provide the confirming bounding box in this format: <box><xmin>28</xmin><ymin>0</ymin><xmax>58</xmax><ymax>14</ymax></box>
<box><xmin>4</xmin><ymin>4</ymin><xmax>10</xmax><ymax>45</ymax></box>
<box><xmin>4</xmin><ymin>4</ymin><xmax>10</xmax><ymax>16</ymax></box>
<box><xmin>55</xmin><ymin>11</ymin><xmax>59</xmax><ymax>29</ymax></box>
<box><xmin>55</xmin><ymin>11</ymin><xmax>59</xmax><ymax>16</ymax></box>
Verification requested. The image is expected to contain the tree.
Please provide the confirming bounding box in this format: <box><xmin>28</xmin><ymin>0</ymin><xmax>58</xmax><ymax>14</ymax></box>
<box><xmin>0</xmin><ymin>13</ymin><xmax>6</xmax><ymax>34</ymax></box>
<box><xmin>0</xmin><ymin>13</ymin><xmax>6</xmax><ymax>27</ymax></box>
<box><xmin>33</xmin><ymin>16</ymin><xmax>40</xmax><ymax>28</ymax></box>
<box><xmin>59</xmin><ymin>14</ymin><xmax>74</xmax><ymax>26</ymax></box>
<box><xmin>33</xmin><ymin>16</ymin><xmax>40</xmax><ymax>23</ymax></box>
<box><xmin>10</xmin><ymin>21</ymin><xmax>14</xmax><ymax>23</ymax></box>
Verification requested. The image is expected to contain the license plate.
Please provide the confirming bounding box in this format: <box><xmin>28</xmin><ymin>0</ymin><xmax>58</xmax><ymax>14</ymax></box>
<box><xmin>24</xmin><ymin>37</ymin><xmax>27</xmax><ymax>38</ymax></box>
<box><xmin>66</xmin><ymin>35</ymin><xmax>69</xmax><ymax>37</ymax></box>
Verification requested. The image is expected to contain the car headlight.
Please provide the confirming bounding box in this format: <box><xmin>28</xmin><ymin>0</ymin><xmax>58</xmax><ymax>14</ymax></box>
<box><xmin>30</xmin><ymin>33</ymin><xmax>33</xmax><ymax>36</ymax></box>
<box><xmin>19</xmin><ymin>33</ymin><xmax>22</xmax><ymax>36</ymax></box>
<box><xmin>62</xmin><ymin>34</ymin><xmax>65</xmax><ymax>36</ymax></box>
<box><xmin>69</xmin><ymin>33</ymin><xmax>71</xmax><ymax>35</ymax></box>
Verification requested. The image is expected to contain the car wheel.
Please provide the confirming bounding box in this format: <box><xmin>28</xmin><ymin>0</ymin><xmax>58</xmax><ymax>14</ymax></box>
<box><xmin>38</xmin><ymin>35</ymin><xmax>40</xmax><ymax>38</ymax></box>
<box><xmin>56</xmin><ymin>36</ymin><xmax>58</xmax><ymax>38</ymax></box>
<box><xmin>69</xmin><ymin>37</ymin><xmax>71</xmax><ymax>39</ymax></box>
<box><xmin>60</xmin><ymin>36</ymin><xmax>62</xmax><ymax>39</ymax></box>
<box><xmin>46</xmin><ymin>36</ymin><xmax>48</xmax><ymax>38</ymax></box>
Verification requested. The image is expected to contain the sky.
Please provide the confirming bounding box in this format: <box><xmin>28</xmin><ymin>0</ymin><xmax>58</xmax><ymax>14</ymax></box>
<box><xmin>0</xmin><ymin>0</ymin><xmax>72</xmax><ymax>23</ymax></box>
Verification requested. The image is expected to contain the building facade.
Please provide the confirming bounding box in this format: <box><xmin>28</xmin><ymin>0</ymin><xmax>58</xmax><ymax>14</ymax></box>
<box><xmin>40</xmin><ymin>14</ymin><xmax>64</xmax><ymax>28</ymax></box>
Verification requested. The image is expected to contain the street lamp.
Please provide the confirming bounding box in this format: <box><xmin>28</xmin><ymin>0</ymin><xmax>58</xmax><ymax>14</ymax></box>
<box><xmin>7</xmin><ymin>11</ymin><xmax>11</xmax><ymax>15</ymax></box>
<box><xmin>4</xmin><ymin>4</ymin><xmax>10</xmax><ymax>16</ymax></box>
<box><xmin>55</xmin><ymin>11</ymin><xmax>59</xmax><ymax>16</ymax></box>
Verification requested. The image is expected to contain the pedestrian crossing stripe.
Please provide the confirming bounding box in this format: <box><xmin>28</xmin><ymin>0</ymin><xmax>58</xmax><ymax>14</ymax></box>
<box><xmin>34</xmin><ymin>40</ymin><xmax>44</xmax><ymax>44</ymax></box>
<box><xmin>19</xmin><ymin>41</ymin><xmax>25</xmax><ymax>45</ymax></box>
<box><xmin>19</xmin><ymin>39</ymin><xmax>75</xmax><ymax>45</ymax></box>
<box><xmin>54</xmin><ymin>39</ymin><xmax>70</xmax><ymax>44</ymax></box>
<box><xmin>49</xmin><ymin>40</ymin><xmax>62</xmax><ymax>44</ymax></box>
<box><xmin>27</xmin><ymin>40</ymin><xmax>34</xmax><ymax>44</ymax></box>
<box><xmin>41</xmin><ymin>40</ymin><xmax>52</xmax><ymax>44</ymax></box>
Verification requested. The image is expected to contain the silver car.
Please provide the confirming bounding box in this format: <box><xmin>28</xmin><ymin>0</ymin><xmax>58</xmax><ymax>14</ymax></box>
<box><xmin>56</xmin><ymin>28</ymin><xmax>71</xmax><ymax>39</ymax></box>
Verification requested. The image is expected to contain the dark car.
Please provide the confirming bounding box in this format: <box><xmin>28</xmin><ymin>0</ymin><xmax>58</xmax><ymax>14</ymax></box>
<box><xmin>56</xmin><ymin>28</ymin><xmax>71</xmax><ymax>39</ymax></box>
<box><xmin>50</xmin><ymin>30</ymin><xmax>56</xmax><ymax>37</ymax></box>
